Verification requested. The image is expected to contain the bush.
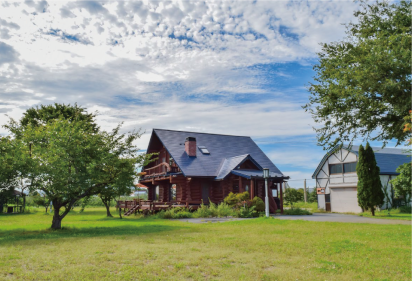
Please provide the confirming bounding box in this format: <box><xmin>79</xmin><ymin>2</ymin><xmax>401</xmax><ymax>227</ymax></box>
<box><xmin>193</xmin><ymin>203</ymin><xmax>213</xmax><ymax>218</ymax></box>
<box><xmin>224</xmin><ymin>192</ymin><xmax>250</xmax><ymax>207</ymax></box>
<box><xmin>193</xmin><ymin>202</ymin><xmax>237</xmax><ymax>218</ymax></box>
<box><xmin>155</xmin><ymin>207</ymin><xmax>192</xmax><ymax>219</ymax></box>
<box><xmin>251</xmin><ymin>197</ymin><xmax>265</xmax><ymax>212</ymax></box>
<box><xmin>237</xmin><ymin>206</ymin><xmax>257</xmax><ymax>218</ymax></box>
<box><xmin>399</xmin><ymin>206</ymin><xmax>411</xmax><ymax>214</ymax></box>
<box><xmin>283</xmin><ymin>207</ymin><xmax>312</xmax><ymax>215</ymax></box>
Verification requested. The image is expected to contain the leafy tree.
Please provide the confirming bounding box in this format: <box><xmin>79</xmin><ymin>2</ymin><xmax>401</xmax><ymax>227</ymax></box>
<box><xmin>32</xmin><ymin>192</ymin><xmax>51</xmax><ymax>213</ymax></box>
<box><xmin>99</xmin><ymin>184</ymin><xmax>133</xmax><ymax>217</ymax></box>
<box><xmin>390</xmin><ymin>163</ymin><xmax>411</xmax><ymax>205</ymax></box>
<box><xmin>7</xmin><ymin>116</ymin><xmax>151</xmax><ymax>229</ymax></box>
<box><xmin>304</xmin><ymin>1</ymin><xmax>411</xmax><ymax>150</ymax></box>
<box><xmin>284</xmin><ymin>187</ymin><xmax>303</xmax><ymax>206</ymax></box>
<box><xmin>308</xmin><ymin>188</ymin><xmax>318</xmax><ymax>203</ymax></box>
<box><xmin>356</xmin><ymin>143</ymin><xmax>385</xmax><ymax>215</ymax></box>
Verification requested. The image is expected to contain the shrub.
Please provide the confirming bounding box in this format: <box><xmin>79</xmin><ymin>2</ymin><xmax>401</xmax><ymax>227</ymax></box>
<box><xmin>216</xmin><ymin>202</ymin><xmax>235</xmax><ymax>217</ymax></box>
<box><xmin>224</xmin><ymin>192</ymin><xmax>250</xmax><ymax>207</ymax></box>
<box><xmin>192</xmin><ymin>202</ymin><xmax>237</xmax><ymax>218</ymax></box>
<box><xmin>155</xmin><ymin>207</ymin><xmax>193</xmax><ymax>219</ymax></box>
<box><xmin>193</xmin><ymin>203</ymin><xmax>212</xmax><ymax>218</ymax></box>
<box><xmin>251</xmin><ymin>197</ymin><xmax>265</xmax><ymax>212</ymax></box>
<box><xmin>399</xmin><ymin>206</ymin><xmax>412</xmax><ymax>214</ymax></box>
<box><xmin>237</xmin><ymin>206</ymin><xmax>257</xmax><ymax>218</ymax></box>
<box><xmin>283</xmin><ymin>207</ymin><xmax>312</xmax><ymax>215</ymax></box>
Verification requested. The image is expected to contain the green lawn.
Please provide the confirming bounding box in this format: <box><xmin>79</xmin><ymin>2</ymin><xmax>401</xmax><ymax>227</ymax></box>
<box><xmin>359</xmin><ymin>208</ymin><xmax>412</xmax><ymax>220</ymax></box>
<box><xmin>0</xmin><ymin>208</ymin><xmax>410</xmax><ymax>280</ymax></box>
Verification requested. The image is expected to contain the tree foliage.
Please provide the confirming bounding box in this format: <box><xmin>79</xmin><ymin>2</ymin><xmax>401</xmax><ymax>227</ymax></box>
<box><xmin>356</xmin><ymin>143</ymin><xmax>385</xmax><ymax>215</ymax></box>
<box><xmin>20</xmin><ymin>103</ymin><xmax>98</xmax><ymax>133</ymax></box>
<box><xmin>284</xmin><ymin>187</ymin><xmax>303</xmax><ymax>206</ymax></box>
<box><xmin>390</xmin><ymin>163</ymin><xmax>411</xmax><ymax>205</ymax></box>
<box><xmin>4</xmin><ymin>104</ymin><xmax>152</xmax><ymax>229</ymax></box>
<box><xmin>304</xmin><ymin>0</ymin><xmax>411</xmax><ymax>150</ymax></box>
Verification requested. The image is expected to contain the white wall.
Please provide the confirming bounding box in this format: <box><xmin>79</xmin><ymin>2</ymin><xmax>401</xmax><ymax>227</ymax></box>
<box><xmin>317</xmin><ymin>194</ymin><xmax>325</xmax><ymax>210</ymax></box>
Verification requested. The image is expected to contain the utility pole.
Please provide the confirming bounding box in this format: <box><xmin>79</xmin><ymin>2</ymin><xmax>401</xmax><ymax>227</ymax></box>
<box><xmin>263</xmin><ymin>168</ymin><xmax>269</xmax><ymax>217</ymax></box>
<box><xmin>304</xmin><ymin>179</ymin><xmax>307</xmax><ymax>203</ymax></box>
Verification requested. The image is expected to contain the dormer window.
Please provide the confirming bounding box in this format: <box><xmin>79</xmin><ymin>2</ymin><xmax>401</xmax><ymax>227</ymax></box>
<box><xmin>198</xmin><ymin>146</ymin><xmax>210</xmax><ymax>154</ymax></box>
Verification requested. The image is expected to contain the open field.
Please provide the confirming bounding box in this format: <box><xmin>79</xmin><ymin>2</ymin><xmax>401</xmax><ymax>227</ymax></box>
<box><xmin>0</xmin><ymin>208</ymin><xmax>411</xmax><ymax>280</ymax></box>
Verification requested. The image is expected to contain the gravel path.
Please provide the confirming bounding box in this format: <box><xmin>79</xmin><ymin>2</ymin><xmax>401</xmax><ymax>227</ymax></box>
<box><xmin>174</xmin><ymin>213</ymin><xmax>410</xmax><ymax>225</ymax></box>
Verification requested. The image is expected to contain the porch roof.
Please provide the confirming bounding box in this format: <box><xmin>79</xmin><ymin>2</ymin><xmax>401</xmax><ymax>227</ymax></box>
<box><xmin>231</xmin><ymin>169</ymin><xmax>288</xmax><ymax>180</ymax></box>
<box><xmin>215</xmin><ymin>154</ymin><xmax>262</xmax><ymax>180</ymax></box>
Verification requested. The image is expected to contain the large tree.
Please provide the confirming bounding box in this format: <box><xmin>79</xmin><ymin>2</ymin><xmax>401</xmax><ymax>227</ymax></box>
<box><xmin>304</xmin><ymin>0</ymin><xmax>411</xmax><ymax>150</ymax></box>
<box><xmin>7</xmin><ymin>110</ymin><xmax>151</xmax><ymax>229</ymax></box>
<box><xmin>356</xmin><ymin>143</ymin><xmax>385</xmax><ymax>215</ymax></box>
<box><xmin>6</xmin><ymin>103</ymin><xmax>153</xmax><ymax>227</ymax></box>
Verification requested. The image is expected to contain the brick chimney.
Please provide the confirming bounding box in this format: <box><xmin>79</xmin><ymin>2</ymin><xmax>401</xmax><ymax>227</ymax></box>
<box><xmin>185</xmin><ymin>137</ymin><xmax>196</xmax><ymax>157</ymax></box>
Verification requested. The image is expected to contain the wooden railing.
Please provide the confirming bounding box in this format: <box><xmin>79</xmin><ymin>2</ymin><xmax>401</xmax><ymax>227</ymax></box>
<box><xmin>143</xmin><ymin>162</ymin><xmax>180</xmax><ymax>177</ymax></box>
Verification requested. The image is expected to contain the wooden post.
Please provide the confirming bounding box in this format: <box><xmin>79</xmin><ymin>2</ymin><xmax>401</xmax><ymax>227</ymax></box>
<box><xmin>250</xmin><ymin>179</ymin><xmax>255</xmax><ymax>199</ymax></box>
<box><xmin>280</xmin><ymin>182</ymin><xmax>284</xmax><ymax>214</ymax></box>
<box><xmin>239</xmin><ymin>176</ymin><xmax>243</xmax><ymax>193</ymax></box>
<box><xmin>304</xmin><ymin>179</ymin><xmax>307</xmax><ymax>203</ymax></box>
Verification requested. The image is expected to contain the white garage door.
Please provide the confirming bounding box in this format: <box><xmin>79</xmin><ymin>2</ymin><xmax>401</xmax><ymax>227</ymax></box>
<box><xmin>330</xmin><ymin>188</ymin><xmax>362</xmax><ymax>213</ymax></box>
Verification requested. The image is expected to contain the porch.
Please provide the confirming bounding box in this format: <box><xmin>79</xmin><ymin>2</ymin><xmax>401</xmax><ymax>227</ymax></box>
<box><xmin>139</xmin><ymin>172</ymin><xmax>287</xmax><ymax>214</ymax></box>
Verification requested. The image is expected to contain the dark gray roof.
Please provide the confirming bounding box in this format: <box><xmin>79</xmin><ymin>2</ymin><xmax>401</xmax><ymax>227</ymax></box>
<box><xmin>312</xmin><ymin>145</ymin><xmax>410</xmax><ymax>178</ymax></box>
<box><xmin>151</xmin><ymin>129</ymin><xmax>285</xmax><ymax>179</ymax></box>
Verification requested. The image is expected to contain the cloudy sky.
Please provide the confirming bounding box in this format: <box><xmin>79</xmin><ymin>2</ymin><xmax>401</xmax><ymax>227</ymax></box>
<box><xmin>0</xmin><ymin>0</ymin><xmax>390</xmax><ymax>188</ymax></box>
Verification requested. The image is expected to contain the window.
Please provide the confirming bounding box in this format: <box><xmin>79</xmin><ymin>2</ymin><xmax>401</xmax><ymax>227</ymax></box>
<box><xmin>272</xmin><ymin>189</ymin><xmax>278</xmax><ymax>197</ymax></box>
<box><xmin>198</xmin><ymin>146</ymin><xmax>210</xmax><ymax>154</ymax></box>
<box><xmin>344</xmin><ymin>162</ymin><xmax>357</xmax><ymax>173</ymax></box>
<box><xmin>329</xmin><ymin>164</ymin><xmax>343</xmax><ymax>174</ymax></box>
<box><xmin>154</xmin><ymin>186</ymin><xmax>159</xmax><ymax>201</ymax></box>
<box><xmin>245</xmin><ymin>185</ymin><xmax>249</xmax><ymax>192</ymax></box>
<box><xmin>170</xmin><ymin>184</ymin><xmax>177</xmax><ymax>201</ymax></box>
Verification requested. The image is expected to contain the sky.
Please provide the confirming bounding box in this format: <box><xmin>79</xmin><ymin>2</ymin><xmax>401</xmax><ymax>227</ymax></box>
<box><xmin>0</xmin><ymin>0</ymin><xmax>398</xmax><ymax>189</ymax></box>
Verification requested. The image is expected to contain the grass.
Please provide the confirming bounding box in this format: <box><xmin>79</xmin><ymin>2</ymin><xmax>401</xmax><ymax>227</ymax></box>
<box><xmin>0</xmin><ymin>207</ymin><xmax>411</xmax><ymax>280</ymax></box>
<box><xmin>289</xmin><ymin>202</ymin><xmax>323</xmax><ymax>213</ymax></box>
<box><xmin>359</xmin><ymin>208</ymin><xmax>412</xmax><ymax>221</ymax></box>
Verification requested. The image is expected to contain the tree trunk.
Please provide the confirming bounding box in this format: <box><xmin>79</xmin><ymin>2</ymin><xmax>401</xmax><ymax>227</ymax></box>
<box><xmin>371</xmin><ymin>207</ymin><xmax>375</xmax><ymax>216</ymax></box>
<box><xmin>118</xmin><ymin>207</ymin><xmax>122</xmax><ymax>219</ymax></box>
<box><xmin>51</xmin><ymin>206</ymin><xmax>62</xmax><ymax>229</ymax></box>
<box><xmin>22</xmin><ymin>195</ymin><xmax>26</xmax><ymax>213</ymax></box>
<box><xmin>103</xmin><ymin>200</ymin><xmax>112</xmax><ymax>217</ymax></box>
<box><xmin>50</xmin><ymin>202</ymin><xmax>73</xmax><ymax>229</ymax></box>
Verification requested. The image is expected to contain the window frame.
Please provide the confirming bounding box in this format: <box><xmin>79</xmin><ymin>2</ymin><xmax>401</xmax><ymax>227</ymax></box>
<box><xmin>329</xmin><ymin>162</ymin><xmax>357</xmax><ymax>175</ymax></box>
<box><xmin>343</xmin><ymin>162</ymin><xmax>357</xmax><ymax>174</ymax></box>
<box><xmin>329</xmin><ymin>163</ymin><xmax>343</xmax><ymax>175</ymax></box>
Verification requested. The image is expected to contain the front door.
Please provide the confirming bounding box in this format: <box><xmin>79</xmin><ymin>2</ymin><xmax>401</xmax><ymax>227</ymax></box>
<box><xmin>202</xmin><ymin>183</ymin><xmax>210</xmax><ymax>204</ymax></box>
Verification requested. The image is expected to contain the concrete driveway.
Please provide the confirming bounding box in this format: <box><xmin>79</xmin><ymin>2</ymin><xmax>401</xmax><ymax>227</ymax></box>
<box><xmin>275</xmin><ymin>213</ymin><xmax>411</xmax><ymax>225</ymax></box>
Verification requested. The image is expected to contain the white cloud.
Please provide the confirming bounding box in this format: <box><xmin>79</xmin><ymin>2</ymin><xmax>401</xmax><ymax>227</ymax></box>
<box><xmin>0</xmin><ymin>0</ymin><xmax>362</xmax><ymax>176</ymax></box>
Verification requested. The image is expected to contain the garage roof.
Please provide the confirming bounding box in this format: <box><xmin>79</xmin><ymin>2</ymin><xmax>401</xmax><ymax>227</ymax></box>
<box><xmin>312</xmin><ymin>145</ymin><xmax>410</xmax><ymax>178</ymax></box>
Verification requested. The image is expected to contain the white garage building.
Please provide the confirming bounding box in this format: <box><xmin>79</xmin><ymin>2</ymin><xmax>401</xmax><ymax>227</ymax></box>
<box><xmin>312</xmin><ymin>145</ymin><xmax>409</xmax><ymax>213</ymax></box>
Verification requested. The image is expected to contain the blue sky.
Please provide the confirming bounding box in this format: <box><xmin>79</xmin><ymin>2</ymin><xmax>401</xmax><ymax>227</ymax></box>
<box><xmin>0</xmin><ymin>0</ymin><xmax>399</xmax><ymax>189</ymax></box>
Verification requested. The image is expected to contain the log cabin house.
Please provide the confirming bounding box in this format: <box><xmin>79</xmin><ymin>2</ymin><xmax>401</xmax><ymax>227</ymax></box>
<box><xmin>138</xmin><ymin>129</ymin><xmax>289</xmax><ymax>213</ymax></box>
